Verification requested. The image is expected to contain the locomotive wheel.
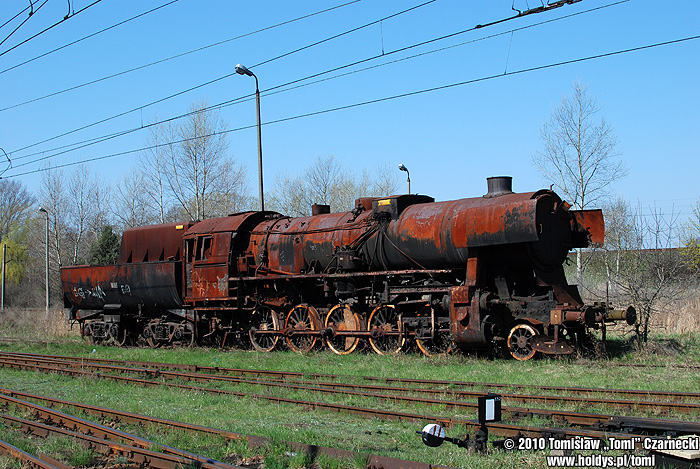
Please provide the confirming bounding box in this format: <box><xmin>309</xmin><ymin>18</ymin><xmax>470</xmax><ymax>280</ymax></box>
<box><xmin>82</xmin><ymin>322</ymin><xmax>98</xmax><ymax>345</ymax></box>
<box><xmin>143</xmin><ymin>320</ymin><xmax>162</xmax><ymax>348</ymax></box>
<box><xmin>324</xmin><ymin>304</ymin><xmax>361</xmax><ymax>355</ymax></box>
<box><xmin>285</xmin><ymin>304</ymin><xmax>320</xmax><ymax>353</ymax></box>
<box><xmin>367</xmin><ymin>305</ymin><xmax>405</xmax><ymax>355</ymax></box>
<box><xmin>146</xmin><ymin>336</ymin><xmax>162</xmax><ymax>348</ymax></box>
<box><xmin>174</xmin><ymin>321</ymin><xmax>196</xmax><ymax>347</ymax></box>
<box><xmin>416</xmin><ymin>330</ymin><xmax>454</xmax><ymax>357</ymax></box>
<box><xmin>507</xmin><ymin>324</ymin><xmax>538</xmax><ymax>361</ymax></box>
<box><xmin>249</xmin><ymin>306</ymin><xmax>280</xmax><ymax>352</ymax></box>
<box><xmin>415</xmin><ymin>306</ymin><xmax>453</xmax><ymax>357</ymax></box>
<box><xmin>105</xmin><ymin>323</ymin><xmax>127</xmax><ymax>347</ymax></box>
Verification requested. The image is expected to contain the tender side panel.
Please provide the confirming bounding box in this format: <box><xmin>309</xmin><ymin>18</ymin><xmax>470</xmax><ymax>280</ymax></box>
<box><xmin>118</xmin><ymin>222</ymin><xmax>193</xmax><ymax>263</ymax></box>
<box><xmin>61</xmin><ymin>261</ymin><xmax>183</xmax><ymax>310</ymax></box>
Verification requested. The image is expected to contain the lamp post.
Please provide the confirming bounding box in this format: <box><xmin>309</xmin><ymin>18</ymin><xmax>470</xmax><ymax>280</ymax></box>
<box><xmin>235</xmin><ymin>63</ymin><xmax>265</xmax><ymax>211</ymax></box>
<box><xmin>398</xmin><ymin>164</ymin><xmax>411</xmax><ymax>194</ymax></box>
<box><xmin>38</xmin><ymin>207</ymin><xmax>49</xmax><ymax>321</ymax></box>
<box><xmin>1</xmin><ymin>243</ymin><xmax>6</xmax><ymax>311</ymax></box>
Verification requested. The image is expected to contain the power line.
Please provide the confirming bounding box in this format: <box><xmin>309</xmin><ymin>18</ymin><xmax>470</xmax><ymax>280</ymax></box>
<box><xmin>1</xmin><ymin>0</ymin><xmax>179</xmax><ymax>75</ymax></box>
<box><xmin>3</xmin><ymin>0</ymin><xmax>590</xmax><ymax>112</ymax></box>
<box><xmin>9</xmin><ymin>0</ymin><xmax>626</xmax><ymax>166</ymax></box>
<box><xmin>0</xmin><ymin>0</ymin><xmax>104</xmax><ymax>58</ymax></box>
<box><xmin>5</xmin><ymin>33</ymin><xmax>698</xmax><ymax>179</ymax></box>
<box><xmin>7</xmin><ymin>0</ymin><xmax>437</xmax><ymax>155</ymax></box>
<box><xmin>0</xmin><ymin>0</ymin><xmax>49</xmax><ymax>48</ymax></box>
<box><xmin>0</xmin><ymin>0</ymin><xmax>359</xmax><ymax>83</ymax></box>
<box><xmin>252</xmin><ymin>0</ymin><xmax>435</xmax><ymax>69</ymax></box>
<box><xmin>0</xmin><ymin>3</ymin><xmax>32</xmax><ymax>31</ymax></box>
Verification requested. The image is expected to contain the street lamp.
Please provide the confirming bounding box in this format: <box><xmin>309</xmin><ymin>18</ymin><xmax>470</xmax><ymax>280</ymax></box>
<box><xmin>38</xmin><ymin>207</ymin><xmax>49</xmax><ymax>322</ymax></box>
<box><xmin>398</xmin><ymin>164</ymin><xmax>411</xmax><ymax>194</ymax></box>
<box><xmin>235</xmin><ymin>63</ymin><xmax>265</xmax><ymax>211</ymax></box>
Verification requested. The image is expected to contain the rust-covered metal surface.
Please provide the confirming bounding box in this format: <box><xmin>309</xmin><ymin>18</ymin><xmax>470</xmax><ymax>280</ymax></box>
<box><xmin>183</xmin><ymin>212</ymin><xmax>270</xmax><ymax>236</ymax></box>
<box><xmin>58</xmin><ymin>175</ymin><xmax>620</xmax><ymax>358</ymax></box>
<box><xmin>249</xmin><ymin>210</ymin><xmax>372</xmax><ymax>274</ymax></box>
<box><xmin>366</xmin><ymin>192</ymin><xmax>540</xmax><ymax>270</ymax></box>
<box><xmin>183</xmin><ymin>212</ymin><xmax>270</xmax><ymax>301</ymax></box>
<box><xmin>0</xmin><ymin>439</ymin><xmax>63</xmax><ymax>469</ymax></box>
<box><xmin>118</xmin><ymin>222</ymin><xmax>193</xmax><ymax>263</ymax></box>
<box><xmin>371</xmin><ymin>190</ymin><xmax>580</xmax><ymax>271</ymax></box>
<box><xmin>570</xmin><ymin>209</ymin><xmax>605</xmax><ymax>247</ymax></box>
<box><xmin>247</xmin><ymin>189</ymin><xmax>583</xmax><ymax>274</ymax></box>
<box><xmin>61</xmin><ymin>261</ymin><xmax>182</xmax><ymax>310</ymax></box>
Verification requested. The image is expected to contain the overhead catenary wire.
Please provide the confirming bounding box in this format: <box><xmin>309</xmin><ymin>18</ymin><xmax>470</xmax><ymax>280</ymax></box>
<box><xmin>8</xmin><ymin>0</ymin><xmax>628</xmax><ymax>167</ymax></box>
<box><xmin>0</xmin><ymin>0</ymin><xmax>49</xmax><ymax>48</ymax></box>
<box><xmin>0</xmin><ymin>0</ymin><xmax>360</xmax><ymax>84</ymax></box>
<box><xmin>0</xmin><ymin>0</ymin><xmax>180</xmax><ymax>76</ymax></box>
<box><xmin>6</xmin><ymin>0</ymin><xmax>608</xmax><ymax>166</ymax></box>
<box><xmin>6</xmin><ymin>0</ymin><xmax>438</xmax><ymax>156</ymax></box>
<box><xmin>0</xmin><ymin>0</ymin><xmax>103</xmax><ymax>58</ymax></box>
<box><xmin>4</xmin><ymin>33</ymin><xmax>698</xmax><ymax>179</ymax></box>
<box><xmin>0</xmin><ymin>2</ymin><xmax>32</xmax><ymax>31</ymax></box>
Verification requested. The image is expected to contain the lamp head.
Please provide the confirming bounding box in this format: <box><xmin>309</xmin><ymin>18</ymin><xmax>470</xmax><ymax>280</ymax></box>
<box><xmin>38</xmin><ymin>206</ymin><xmax>47</xmax><ymax>213</ymax></box>
<box><xmin>398</xmin><ymin>164</ymin><xmax>408</xmax><ymax>172</ymax></box>
<box><xmin>235</xmin><ymin>64</ymin><xmax>254</xmax><ymax>77</ymax></box>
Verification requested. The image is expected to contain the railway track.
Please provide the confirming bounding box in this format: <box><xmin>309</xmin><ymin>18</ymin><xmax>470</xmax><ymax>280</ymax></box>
<box><xmin>0</xmin><ymin>393</ymin><xmax>246</xmax><ymax>469</ymax></box>
<box><xmin>2</xmin><ymin>350</ymin><xmax>699</xmax><ymax>405</ymax></box>
<box><xmin>0</xmin><ymin>352</ymin><xmax>697</xmax><ymax>441</ymax></box>
<box><xmin>2</xmin><ymin>353</ymin><xmax>700</xmax><ymax>437</ymax></box>
<box><xmin>0</xmin><ymin>390</ymin><xmax>453</xmax><ymax>469</ymax></box>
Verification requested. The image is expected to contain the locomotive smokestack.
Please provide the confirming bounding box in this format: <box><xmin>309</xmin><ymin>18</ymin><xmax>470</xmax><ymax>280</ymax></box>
<box><xmin>485</xmin><ymin>176</ymin><xmax>513</xmax><ymax>198</ymax></box>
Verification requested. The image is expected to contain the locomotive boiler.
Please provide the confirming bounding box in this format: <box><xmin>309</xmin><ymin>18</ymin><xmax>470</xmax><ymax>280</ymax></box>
<box><xmin>61</xmin><ymin>177</ymin><xmax>635</xmax><ymax>360</ymax></box>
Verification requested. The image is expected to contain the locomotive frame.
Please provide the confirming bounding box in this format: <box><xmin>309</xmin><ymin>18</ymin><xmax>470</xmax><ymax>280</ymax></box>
<box><xmin>61</xmin><ymin>177</ymin><xmax>635</xmax><ymax>360</ymax></box>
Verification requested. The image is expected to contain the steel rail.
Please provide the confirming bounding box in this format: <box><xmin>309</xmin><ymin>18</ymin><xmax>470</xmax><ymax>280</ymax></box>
<box><xmin>0</xmin><ymin>413</ymin><xmax>244</xmax><ymax>469</ymax></box>
<box><xmin>0</xmin><ymin>357</ymin><xmax>654</xmax><ymax>443</ymax></box>
<box><xmin>2</xmin><ymin>353</ymin><xmax>699</xmax><ymax>420</ymax></box>
<box><xmin>0</xmin><ymin>439</ymin><xmax>65</xmax><ymax>469</ymax></box>
<box><xmin>0</xmin><ymin>393</ymin><xmax>242</xmax><ymax>469</ymax></box>
<box><xmin>0</xmin><ymin>388</ymin><xmax>456</xmax><ymax>469</ymax></box>
<box><xmin>4</xmin><ymin>350</ymin><xmax>699</xmax><ymax>402</ymax></box>
<box><xmin>17</xmin><ymin>357</ymin><xmax>700</xmax><ymax>434</ymax></box>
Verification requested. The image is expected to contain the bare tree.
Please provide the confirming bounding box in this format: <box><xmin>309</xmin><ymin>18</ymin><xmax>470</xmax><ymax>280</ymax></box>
<box><xmin>65</xmin><ymin>165</ymin><xmax>110</xmax><ymax>265</ymax></box>
<box><xmin>113</xmin><ymin>170</ymin><xmax>159</xmax><ymax>230</ymax></box>
<box><xmin>604</xmin><ymin>200</ymin><xmax>689</xmax><ymax>342</ymax></box>
<box><xmin>39</xmin><ymin>164</ymin><xmax>109</xmax><ymax>268</ymax></box>
<box><xmin>0</xmin><ymin>179</ymin><xmax>33</xmax><ymax>242</ymax></box>
<box><xmin>269</xmin><ymin>155</ymin><xmax>401</xmax><ymax>216</ymax></box>
<box><xmin>681</xmin><ymin>198</ymin><xmax>700</xmax><ymax>271</ymax></box>
<box><xmin>600</xmin><ymin>197</ymin><xmax>634</xmax><ymax>298</ymax></box>
<box><xmin>533</xmin><ymin>81</ymin><xmax>627</xmax><ymax>282</ymax></box>
<box><xmin>40</xmin><ymin>166</ymin><xmax>68</xmax><ymax>268</ymax></box>
<box><xmin>139</xmin><ymin>116</ymin><xmax>178</xmax><ymax>223</ymax></box>
<box><xmin>363</xmin><ymin>162</ymin><xmax>403</xmax><ymax>197</ymax></box>
<box><xmin>139</xmin><ymin>102</ymin><xmax>251</xmax><ymax>221</ymax></box>
<box><xmin>305</xmin><ymin>154</ymin><xmax>356</xmax><ymax>211</ymax></box>
<box><xmin>268</xmin><ymin>171</ymin><xmax>308</xmax><ymax>217</ymax></box>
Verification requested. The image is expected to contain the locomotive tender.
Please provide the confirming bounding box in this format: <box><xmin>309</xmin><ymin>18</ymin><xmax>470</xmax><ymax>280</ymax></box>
<box><xmin>61</xmin><ymin>176</ymin><xmax>634</xmax><ymax>360</ymax></box>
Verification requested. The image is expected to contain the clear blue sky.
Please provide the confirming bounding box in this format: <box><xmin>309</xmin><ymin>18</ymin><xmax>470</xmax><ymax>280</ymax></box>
<box><xmin>1</xmin><ymin>0</ymin><xmax>698</xmax><ymax>222</ymax></box>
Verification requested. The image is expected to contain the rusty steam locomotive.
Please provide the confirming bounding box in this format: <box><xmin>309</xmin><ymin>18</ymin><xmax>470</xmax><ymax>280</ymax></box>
<box><xmin>61</xmin><ymin>177</ymin><xmax>634</xmax><ymax>360</ymax></box>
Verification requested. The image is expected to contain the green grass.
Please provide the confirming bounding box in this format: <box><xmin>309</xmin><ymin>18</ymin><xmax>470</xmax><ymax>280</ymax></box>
<box><xmin>0</xmin><ymin>323</ymin><xmax>699</xmax><ymax>468</ymax></box>
<box><xmin>0</xmin><ymin>421</ymin><xmax>100</xmax><ymax>468</ymax></box>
